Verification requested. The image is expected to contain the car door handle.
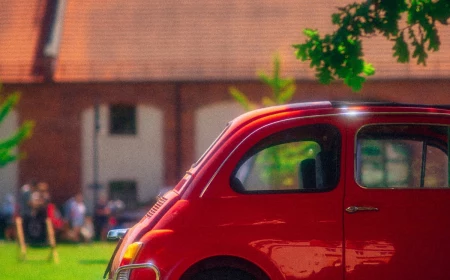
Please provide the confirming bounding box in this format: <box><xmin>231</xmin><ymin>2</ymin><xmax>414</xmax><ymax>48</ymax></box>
<box><xmin>345</xmin><ymin>206</ymin><xmax>379</xmax><ymax>213</ymax></box>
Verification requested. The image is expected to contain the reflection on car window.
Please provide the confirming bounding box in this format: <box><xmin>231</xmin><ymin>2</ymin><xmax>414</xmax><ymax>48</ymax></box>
<box><xmin>356</xmin><ymin>124</ymin><xmax>449</xmax><ymax>188</ymax></box>
<box><xmin>231</xmin><ymin>124</ymin><xmax>341</xmax><ymax>193</ymax></box>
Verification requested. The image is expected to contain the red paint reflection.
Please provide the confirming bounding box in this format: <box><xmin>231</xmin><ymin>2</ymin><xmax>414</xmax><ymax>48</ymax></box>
<box><xmin>346</xmin><ymin>240</ymin><xmax>395</xmax><ymax>272</ymax></box>
<box><xmin>250</xmin><ymin>239</ymin><xmax>342</xmax><ymax>279</ymax></box>
<box><xmin>249</xmin><ymin>239</ymin><xmax>395</xmax><ymax>279</ymax></box>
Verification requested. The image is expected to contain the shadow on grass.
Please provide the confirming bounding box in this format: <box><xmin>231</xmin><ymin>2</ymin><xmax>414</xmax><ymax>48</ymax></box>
<box><xmin>79</xmin><ymin>259</ymin><xmax>109</xmax><ymax>265</ymax></box>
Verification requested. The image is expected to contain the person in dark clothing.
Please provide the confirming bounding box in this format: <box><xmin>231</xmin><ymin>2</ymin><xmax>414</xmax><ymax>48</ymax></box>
<box><xmin>93</xmin><ymin>193</ymin><xmax>111</xmax><ymax>241</ymax></box>
<box><xmin>23</xmin><ymin>182</ymin><xmax>49</xmax><ymax>244</ymax></box>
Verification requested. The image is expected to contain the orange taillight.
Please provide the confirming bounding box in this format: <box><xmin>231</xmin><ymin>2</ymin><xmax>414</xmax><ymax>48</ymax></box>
<box><xmin>120</xmin><ymin>242</ymin><xmax>143</xmax><ymax>267</ymax></box>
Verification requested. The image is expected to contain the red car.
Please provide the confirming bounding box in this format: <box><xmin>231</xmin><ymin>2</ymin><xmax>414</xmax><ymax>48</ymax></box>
<box><xmin>105</xmin><ymin>101</ymin><xmax>450</xmax><ymax>280</ymax></box>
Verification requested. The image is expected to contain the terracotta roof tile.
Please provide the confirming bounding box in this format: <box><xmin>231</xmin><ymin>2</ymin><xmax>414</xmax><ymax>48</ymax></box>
<box><xmin>0</xmin><ymin>0</ymin><xmax>45</xmax><ymax>82</ymax></box>
<box><xmin>1</xmin><ymin>0</ymin><xmax>450</xmax><ymax>82</ymax></box>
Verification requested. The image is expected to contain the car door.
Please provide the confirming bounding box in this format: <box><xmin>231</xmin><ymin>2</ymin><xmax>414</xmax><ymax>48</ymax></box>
<box><xmin>344</xmin><ymin>113</ymin><xmax>450</xmax><ymax>280</ymax></box>
<box><xmin>204</xmin><ymin>115</ymin><xmax>346</xmax><ymax>279</ymax></box>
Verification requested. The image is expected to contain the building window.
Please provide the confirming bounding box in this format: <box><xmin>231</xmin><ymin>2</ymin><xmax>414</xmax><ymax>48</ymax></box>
<box><xmin>109</xmin><ymin>104</ymin><xmax>136</xmax><ymax>135</ymax></box>
<box><xmin>109</xmin><ymin>180</ymin><xmax>137</xmax><ymax>209</ymax></box>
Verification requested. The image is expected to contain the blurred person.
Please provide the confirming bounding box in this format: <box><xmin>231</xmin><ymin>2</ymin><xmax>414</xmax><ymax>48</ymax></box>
<box><xmin>80</xmin><ymin>216</ymin><xmax>94</xmax><ymax>243</ymax></box>
<box><xmin>65</xmin><ymin>193</ymin><xmax>87</xmax><ymax>242</ymax></box>
<box><xmin>40</xmin><ymin>183</ymin><xmax>68</xmax><ymax>241</ymax></box>
<box><xmin>33</xmin><ymin>182</ymin><xmax>49</xmax><ymax>218</ymax></box>
<box><xmin>93</xmin><ymin>193</ymin><xmax>111</xmax><ymax>241</ymax></box>
<box><xmin>0</xmin><ymin>193</ymin><xmax>15</xmax><ymax>240</ymax></box>
<box><xmin>21</xmin><ymin>181</ymin><xmax>48</xmax><ymax>244</ymax></box>
<box><xmin>107</xmin><ymin>199</ymin><xmax>125</xmax><ymax>230</ymax></box>
<box><xmin>18</xmin><ymin>180</ymin><xmax>37</xmax><ymax>218</ymax></box>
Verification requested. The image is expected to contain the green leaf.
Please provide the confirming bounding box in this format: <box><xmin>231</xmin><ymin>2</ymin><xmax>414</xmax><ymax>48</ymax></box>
<box><xmin>278</xmin><ymin>78</ymin><xmax>294</xmax><ymax>89</ymax></box>
<box><xmin>363</xmin><ymin>62</ymin><xmax>375</xmax><ymax>76</ymax></box>
<box><xmin>344</xmin><ymin>75</ymin><xmax>366</xmax><ymax>92</ymax></box>
<box><xmin>293</xmin><ymin>44</ymin><xmax>310</xmax><ymax>61</ymax></box>
<box><xmin>303</xmin><ymin>28</ymin><xmax>319</xmax><ymax>38</ymax></box>
<box><xmin>309</xmin><ymin>44</ymin><xmax>325</xmax><ymax>68</ymax></box>
<box><xmin>293</xmin><ymin>0</ymin><xmax>450</xmax><ymax>92</ymax></box>
<box><xmin>349</xmin><ymin>57</ymin><xmax>365</xmax><ymax>74</ymax></box>
<box><xmin>412</xmin><ymin>41</ymin><xmax>428</xmax><ymax>65</ymax></box>
<box><xmin>335</xmin><ymin>66</ymin><xmax>350</xmax><ymax>80</ymax></box>
<box><xmin>0</xmin><ymin>92</ymin><xmax>20</xmax><ymax>124</ymax></box>
<box><xmin>431</xmin><ymin>0</ymin><xmax>450</xmax><ymax>24</ymax></box>
<box><xmin>0</xmin><ymin>150</ymin><xmax>18</xmax><ymax>168</ymax></box>
<box><xmin>0</xmin><ymin>121</ymin><xmax>34</xmax><ymax>150</ymax></box>
<box><xmin>0</xmin><ymin>84</ymin><xmax>34</xmax><ymax>168</ymax></box>
<box><xmin>316</xmin><ymin>66</ymin><xmax>334</xmax><ymax>85</ymax></box>
<box><xmin>393</xmin><ymin>33</ymin><xmax>410</xmax><ymax>63</ymax></box>
<box><xmin>258</xmin><ymin>72</ymin><xmax>271</xmax><ymax>87</ymax></box>
<box><xmin>261</xmin><ymin>97</ymin><xmax>276</xmax><ymax>107</ymax></box>
<box><xmin>278</xmin><ymin>84</ymin><xmax>296</xmax><ymax>104</ymax></box>
<box><xmin>426</xmin><ymin>25</ymin><xmax>440</xmax><ymax>51</ymax></box>
<box><xmin>332</xmin><ymin>13</ymin><xmax>341</xmax><ymax>25</ymax></box>
<box><xmin>229</xmin><ymin>87</ymin><xmax>253</xmax><ymax>111</ymax></box>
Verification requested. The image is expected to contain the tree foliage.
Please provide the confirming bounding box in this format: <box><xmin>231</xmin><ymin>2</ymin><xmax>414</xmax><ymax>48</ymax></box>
<box><xmin>0</xmin><ymin>84</ymin><xmax>34</xmax><ymax>167</ymax></box>
<box><xmin>293</xmin><ymin>0</ymin><xmax>450</xmax><ymax>91</ymax></box>
<box><xmin>229</xmin><ymin>55</ymin><xmax>296</xmax><ymax>110</ymax></box>
<box><xmin>229</xmin><ymin>56</ymin><xmax>320</xmax><ymax>188</ymax></box>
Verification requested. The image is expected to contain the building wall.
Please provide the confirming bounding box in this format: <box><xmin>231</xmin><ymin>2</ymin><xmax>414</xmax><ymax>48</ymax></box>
<box><xmin>0</xmin><ymin>111</ymin><xmax>18</xmax><ymax>202</ymax></box>
<box><xmin>10</xmin><ymin>82</ymin><xmax>177</xmax><ymax>205</ymax></box>
<box><xmin>3</xmin><ymin>79</ymin><xmax>450</xmax><ymax>206</ymax></box>
<box><xmin>195</xmin><ymin>102</ymin><xmax>245</xmax><ymax>159</ymax></box>
<box><xmin>81</xmin><ymin>104</ymin><xmax>164</xmax><ymax>211</ymax></box>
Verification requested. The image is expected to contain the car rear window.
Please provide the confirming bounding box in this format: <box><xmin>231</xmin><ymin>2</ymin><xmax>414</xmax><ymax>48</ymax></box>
<box><xmin>231</xmin><ymin>124</ymin><xmax>341</xmax><ymax>193</ymax></box>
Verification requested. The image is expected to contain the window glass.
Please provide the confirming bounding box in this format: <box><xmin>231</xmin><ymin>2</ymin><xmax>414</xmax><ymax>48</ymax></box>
<box><xmin>231</xmin><ymin>124</ymin><xmax>341</xmax><ymax>193</ymax></box>
<box><xmin>356</xmin><ymin>124</ymin><xmax>449</xmax><ymax>188</ymax></box>
<box><xmin>425</xmin><ymin>145</ymin><xmax>449</xmax><ymax>188</ymax></box>
<box><xmin>110</xmin><ymin>104</ymin><xmax>136</xmax><ymax>135</ymax></box>
<box><xmin>109</xmin><ymin>180</ymin><xmax>137</xmax><ymax>209</ymax></box>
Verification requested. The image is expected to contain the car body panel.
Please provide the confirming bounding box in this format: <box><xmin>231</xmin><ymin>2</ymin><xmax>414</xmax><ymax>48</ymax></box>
<box><xmin>106</xmin><ymin>102</ymin><xmax>450</xmax><ymax>280</ymax></box>
<box><xmin>343</xmin><ymin>113</ymin><xmax>450</xmax><ymax>280</ymax></box>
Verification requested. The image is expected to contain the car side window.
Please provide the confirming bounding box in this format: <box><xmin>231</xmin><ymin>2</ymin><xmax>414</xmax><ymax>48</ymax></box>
<box><xmin>230</xmin><ymin>124</ymin><xmax>341</xmax><ymax>193</ymax></box>
<box><xmin>356</xmin><ymin>124</ymin><xmax>449</xmax><ymax>188</ymax></box>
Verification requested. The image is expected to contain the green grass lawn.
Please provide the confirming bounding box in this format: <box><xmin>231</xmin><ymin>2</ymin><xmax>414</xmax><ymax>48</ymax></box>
<box><xmin>0</xmin><ymin>241</ymin><xmax>118</xmax><ymax>280</ymax></box>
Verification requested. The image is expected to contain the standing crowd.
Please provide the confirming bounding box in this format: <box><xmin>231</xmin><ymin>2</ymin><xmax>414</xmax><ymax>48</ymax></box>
<box><xmin>0</xmin><ymin>180</ymin><xmax>123</xmax><ymax>243</ymax></box>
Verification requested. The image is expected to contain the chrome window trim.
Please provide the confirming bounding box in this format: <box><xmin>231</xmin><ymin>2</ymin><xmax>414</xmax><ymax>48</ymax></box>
<box><xmin>199</xmin><ymin>111</ymin><xmax>450</xmax><ymax>197</ymax></box>
<box><xmin>192</xmin><ymin>122</ymin><xmax>232</xmax><ymax>168</ymax></box>
<box><xmin>112</xmin><ymin>263</ymin><xmax>161</xmax><ymax>280</ymax></box>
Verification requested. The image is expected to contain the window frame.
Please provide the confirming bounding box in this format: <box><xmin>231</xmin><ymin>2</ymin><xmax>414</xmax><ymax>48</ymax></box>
<box><xmin>229</xmin><ymin>123</ymin><xmax>342</xmax><ymax>194</ymax></box>
<box><xmin>354</xmin><ymin>123</ymin><xmax>450</xmax><ymax>189</ymax></box>
<box><xmin>109</xmin><ymin>104</ymin><xmax>137</xmax><ymax>135</ymax></box>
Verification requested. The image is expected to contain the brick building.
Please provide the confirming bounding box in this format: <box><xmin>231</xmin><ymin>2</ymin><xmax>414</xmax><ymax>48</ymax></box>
<box><xmin>1</xmin><ymin>0</ymin><xmax>449</xmax><ymax>209</ymax></box>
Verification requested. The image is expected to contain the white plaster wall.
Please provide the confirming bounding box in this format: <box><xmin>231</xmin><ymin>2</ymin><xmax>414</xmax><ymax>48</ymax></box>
<box><xmin>82</xmin><ymin>105</ymin><xmax>163</xmax><ymax>211</ymax></box>
<box><xmin>0</xmin><ymin>111</ymin><xmax>18</xmax><ymax>203</ymax></box>
<box><xmin>195</xmin><ymin>102</ymin><xmax>245</xmax><ymax>159</ymax></box>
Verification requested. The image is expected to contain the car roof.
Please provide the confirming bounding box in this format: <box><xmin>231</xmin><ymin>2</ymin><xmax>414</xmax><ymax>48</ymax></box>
<box><xmin>231</xmin><ymin>101</ymin><xmax>450</xmax><ymax>127</ymax></box>
<box><xmin>330</xmin><ymin>101</ymin><xmax>450</xmax><ymax>110</ymax></box>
